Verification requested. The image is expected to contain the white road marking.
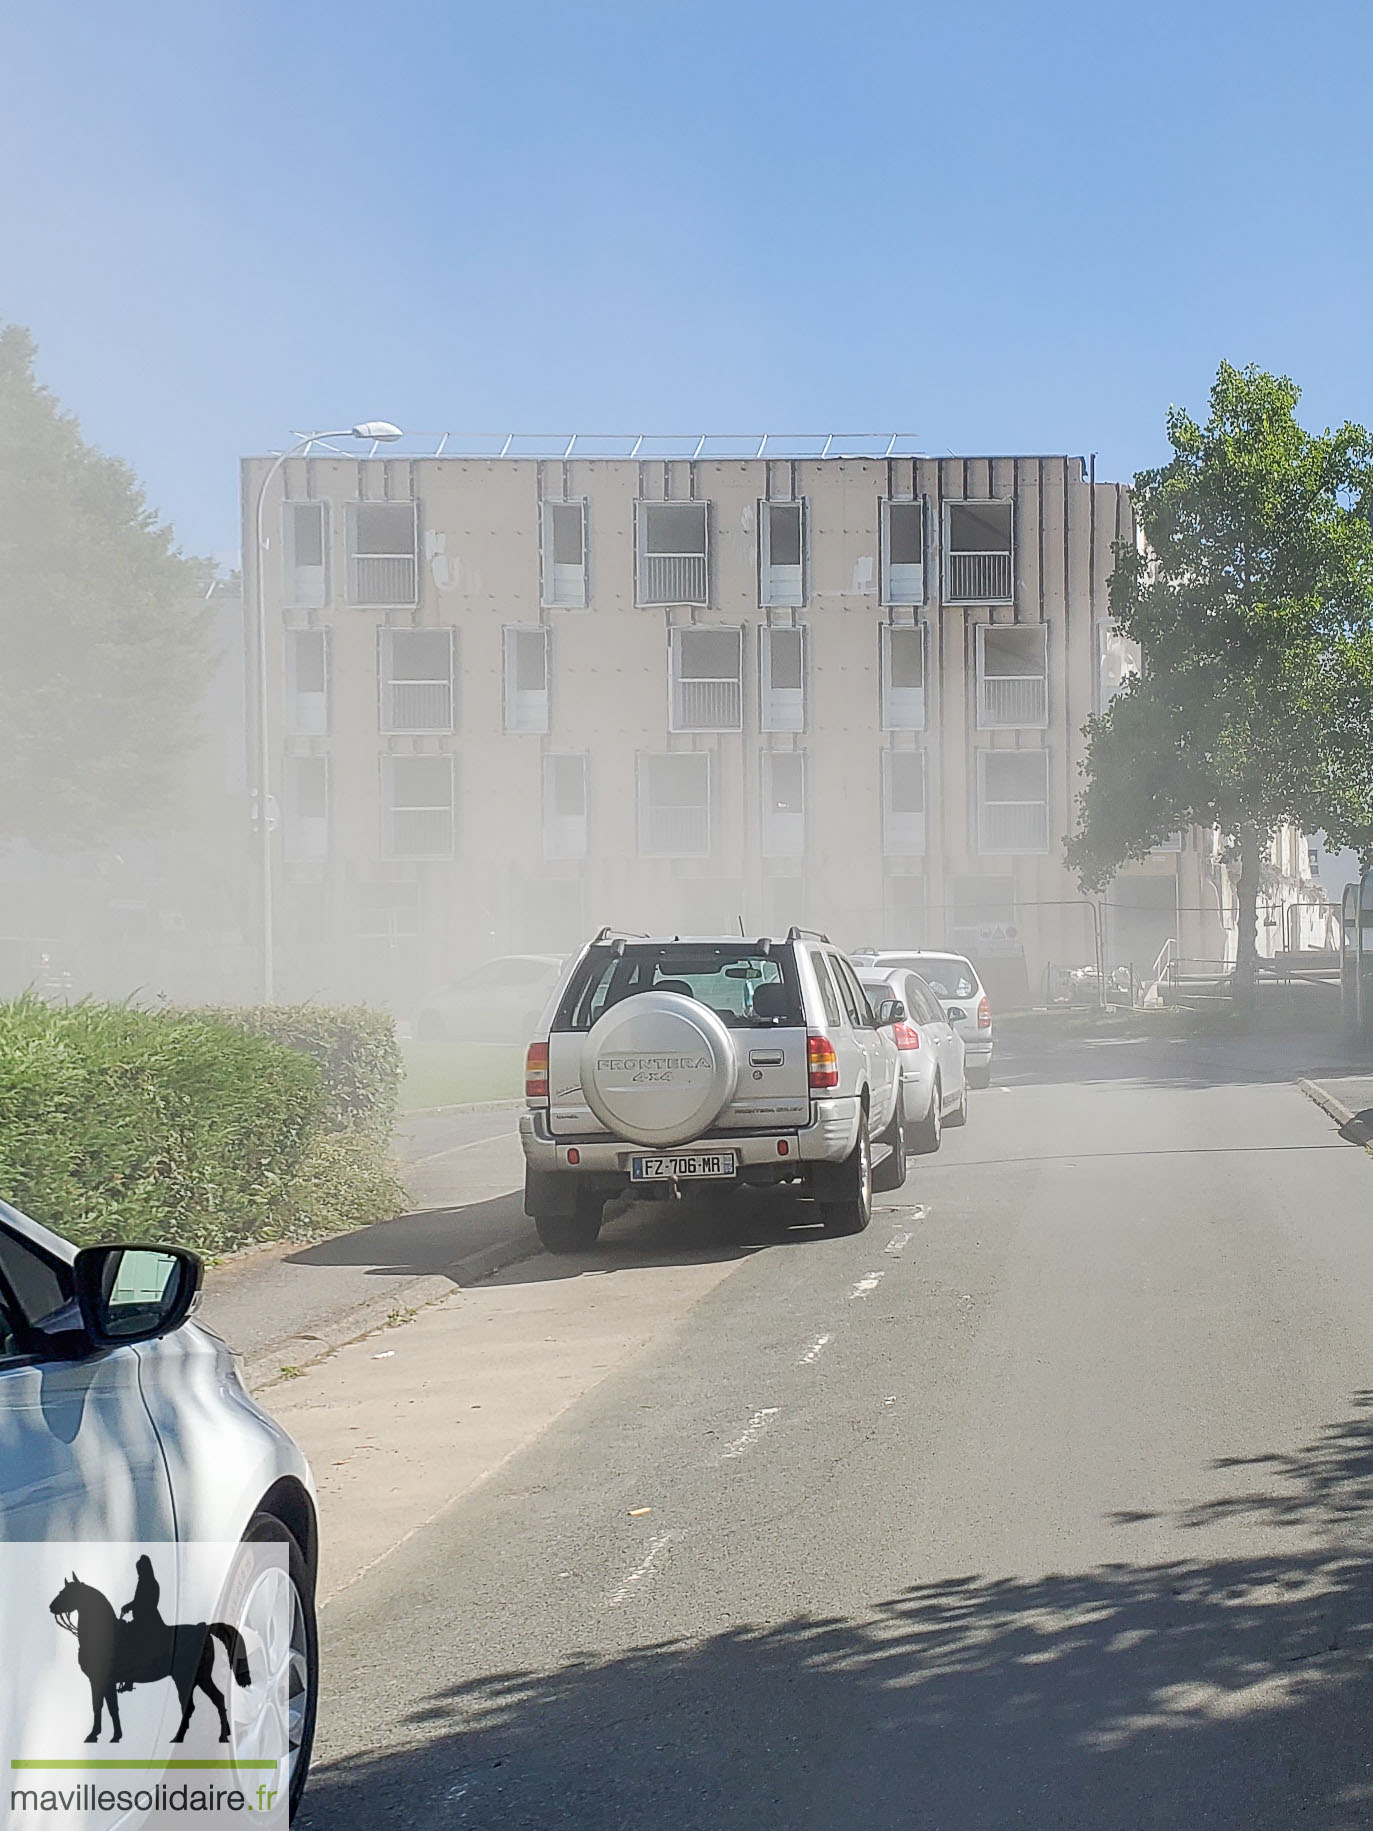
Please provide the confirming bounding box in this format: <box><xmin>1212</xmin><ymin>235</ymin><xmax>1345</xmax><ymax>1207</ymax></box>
<box><xmin>606</xmin><ymin>1531</ymin><xmax>678</xmax><ymax>1607</ymax></box>
<box><xmin>849</xmin><ymin>1271</ymin><xmax>885</xmax><ymax>1299</ymax></box>
<box><xmin>798</xmin><ymin>1333</ymin><xmax>832</xmax><ymax>1365</ymax></box>
<box><xmin>884</xmin><ymin>1231</ymin><xmax>913</xmax><ymax>1254</ymax></box>
<box><xmin>719</xmin><ymin>1407</ymin><xmax>781</xmax><ymax>1460</ymax></box>
<box><xmin>406</xmin><ymin>1129</ymin><xmax>517</xmax><ymax>1169</ymax></box>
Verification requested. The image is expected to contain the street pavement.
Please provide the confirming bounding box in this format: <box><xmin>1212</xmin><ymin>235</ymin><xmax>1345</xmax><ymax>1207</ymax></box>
<box><xmin>287</xmin><ymin>1025</ymin><xmax>1373</xmax><ymax>1831</ymax></box>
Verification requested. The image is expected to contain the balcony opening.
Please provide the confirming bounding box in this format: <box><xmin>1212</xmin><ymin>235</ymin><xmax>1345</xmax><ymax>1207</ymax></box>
<box><xmin>355</xmin><ymin>879</ymin><xmax>422</xmax><ymax>944</ymax></box>
<box><xmin>542</xmin><ymin>500</ymin><xmax>588</xmax><ymax>608</ymax></box>
<box><xmin>1097</xmin><ymin>620</ymin><xmax>1142</xmax><ymax>710</ymax></box>
<box><xmin>978</xmin><ymin>750</ymin><xmax>1049</xmax><ymax>854</ymax></box>
<box><xmin>381</xmin><ymin>628</ymin><xmax>455</xmax><ymax>733</ymax></box>
<box><xmin>946</xmin><ymin>501</ymin><xmax>1013</xmax><ymax>603</ymax></box>
<box><xmin>383</xmin><ymin>755</ymin><xmax>455</xmax><ymax>859</ymax></box>
<box><xmin>638</xmin><ymin>752</ymin><xmax>710</xmax><ymax>856</ymax></box>
<box><xmin>286</xmin><ymin>628</ymin><xmax>329</xmax><ymax>735</ymax></box>
<box><xmin>282</xmin><ymin>501</ymin><xmax>327</xmax><ymax>608</ymax></box>
<box><xmin>544</xmin><ymin>753</ymin><xmax>588</xmax><ymax>859</ymax></box>
<box><xmin>882</xmin><ymin>750</ymin><xmax>926</xmax><ymax>856</ymax></box>
<box><xmin>504</xmin><ymin>626</ymin><xmax>550</xmax><ymax>733</ymax></box>
<box><xmin>881</xmin><ymin>499</ymin><xmax>925</xmax><ymax>605</ymax></box>
<box><xmin>670</xmin><ymin>626</ymin><xmax>742</xmax><ymax>732</ymax></box>
<box><xmin>637</xmin><ymin>502</ymin><xmax>709</xmax><ymax>606</ymax></box>
<box><xmin>762</xmin><ymin>751</ymin><xmax>805</xmax><ymax>857</ymax></box>
<box><xmin>760</xmin><ymin>501</ymin><xmax>805</xmax><ymax>607</ymax></box>
<box><xmin>880</xmin><ymin>623</ymin><xmax>926</xmax><ymax>730</ymax></box>
<box><xmin>348</xmin><ymin>501</ymin><xmax>418</xmax><ymax>607</ymax></box>
<box><xmin>760</xmin><ymin>625</ymin><xmax>805</xmax><ymax>732</ymax></box>
<box><xmin>977</xmin><ymin>623</ymin><xmax>1048</xmax><ymax>728</ymax></box>
<box><xmin>283</xmin><ymin>754</ymin><xmax>328</xmax><ymax>864</ymax></box>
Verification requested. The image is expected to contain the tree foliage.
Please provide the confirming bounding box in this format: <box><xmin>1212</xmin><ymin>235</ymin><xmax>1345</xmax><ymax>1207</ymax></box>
<box><xmin>1067</xmin><ymin>363</ymin><xmax>1373</xmax><ymax>991</ymax></box>
<box><xmin>0</xmin><ymin>322</ymin><xmax>212</xmax><ymax>847</ymax></box>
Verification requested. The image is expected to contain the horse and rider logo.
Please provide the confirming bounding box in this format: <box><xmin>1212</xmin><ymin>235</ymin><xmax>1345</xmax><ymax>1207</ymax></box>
<box><xmin>49</xmin><ymin>1555</ymin><xmax>252</xmax><ymax>1745</ymax></box>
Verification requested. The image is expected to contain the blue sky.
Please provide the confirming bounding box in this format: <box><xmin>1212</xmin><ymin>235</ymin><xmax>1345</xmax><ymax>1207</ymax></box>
<box><xmin>4</xmin><ymin>0</ymin><xmax>1372</xmax><ymax>564</ymax></box>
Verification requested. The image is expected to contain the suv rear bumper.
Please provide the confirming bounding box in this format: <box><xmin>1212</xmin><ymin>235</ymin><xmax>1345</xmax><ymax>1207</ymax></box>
<box><xmin>519</xmin><ymin>1097</ymin><xmax>862</xmax><ymax>1174</ymax></box>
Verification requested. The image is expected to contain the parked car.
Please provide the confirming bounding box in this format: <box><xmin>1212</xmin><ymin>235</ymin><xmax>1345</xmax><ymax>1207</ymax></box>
<box><xmin>414</xmin><ymin>954</ymin><xmax>567</xmax><ymax>1044</ymax></box>
<box><xmin>857</xmin><ymin>966</ymin><xmax>967</xmax><ymax>1151</ymax></box>
<box><xmin>0</xmin><ymin>1196</ymin><xmax>318</xmax><ymax>1820</ymax></box>
<box><xmin>520</xmin><ymin>927</ymin><xmax>906</xmax><ymax>1249</ymax></box>
<box><xmin>852</xmin><ymin>949</ymin><xmax>994</xmax><ymax>1087</ymax></box>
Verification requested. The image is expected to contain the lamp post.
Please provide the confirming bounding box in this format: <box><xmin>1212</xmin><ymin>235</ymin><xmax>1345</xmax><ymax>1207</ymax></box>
<box><xmin>252</xmin><ymin>423</ymin><xmax>402</xmax><ymax>1002</ymax></box>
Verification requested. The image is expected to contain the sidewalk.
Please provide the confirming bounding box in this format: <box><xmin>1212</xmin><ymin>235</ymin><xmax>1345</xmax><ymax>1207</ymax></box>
<box><xmin>198</xmin><ymin>1107</ymin><xmax>534</xmax><ymax>1391</ymax></box>
<box><xmin>1299</xmin><ymin>1074</ymin><xmax>1373</xmax><ymax>1148</ymax></box>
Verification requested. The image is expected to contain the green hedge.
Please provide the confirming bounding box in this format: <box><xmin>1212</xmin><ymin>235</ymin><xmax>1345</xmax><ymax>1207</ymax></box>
<box><xmin>0</xmin><ymin>997</ymin><xmax>405</xmax><ymax>1254</ymax></box>
<box><xmin>203</xmin><ymin>1004</ymin><xmax>401</xmax><ymax>1137</ymax></box>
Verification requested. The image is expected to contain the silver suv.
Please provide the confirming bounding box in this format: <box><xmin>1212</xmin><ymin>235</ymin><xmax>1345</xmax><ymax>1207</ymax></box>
<box><xmin>520</xmin><ymin>928</ymin><xmax>906</xmax><ymax>1251</ymax></box>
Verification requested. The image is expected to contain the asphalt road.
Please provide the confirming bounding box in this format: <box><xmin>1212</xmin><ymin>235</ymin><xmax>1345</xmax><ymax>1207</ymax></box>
<box><xmin>298</xmin><ymin>1031</ymin><xmax>1373</xmax><ymax>1831</ymax></box>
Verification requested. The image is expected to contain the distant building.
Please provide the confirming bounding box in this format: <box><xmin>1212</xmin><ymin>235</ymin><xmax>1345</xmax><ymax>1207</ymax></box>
<box><xmin>239</xmin><ymin>436</ymin><xmax>1303</xmax><ymax>1009</ymax></box>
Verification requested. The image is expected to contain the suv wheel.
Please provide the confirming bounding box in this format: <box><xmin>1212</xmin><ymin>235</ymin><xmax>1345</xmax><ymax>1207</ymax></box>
<box><xmin>910</xmin><ymin>1077</ymin><xmax>942</xmax><ymax>1155</ymax></box>
<box><xmin>820</xmin><ymin>1116</ymin><xmax>873</xmax><ymax>1236</ymax></box>
<box><xmin>871</xmin><ymin>1101</ymin><xmax>908</xmax><ymax>1193</ymax></box>
<box><xmin>534</xmin><ymin>1189</ymin><xmax>606</xmax><ymax>1254</ymax></box>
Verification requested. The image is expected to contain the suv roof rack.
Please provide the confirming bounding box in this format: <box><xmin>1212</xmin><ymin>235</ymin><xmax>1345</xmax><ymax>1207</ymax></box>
<box><xmin>786</xmin><ymin>925</ymin><xmax>832</xmax><ymax>944</ymax></box>
<box><xmin>590</xmin><ymin>926</ymin><xmax>648</xmax><ymax>944</ymax></box>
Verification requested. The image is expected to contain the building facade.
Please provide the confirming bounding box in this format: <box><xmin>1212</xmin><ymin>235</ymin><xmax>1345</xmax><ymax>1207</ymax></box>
<box><xmin>241</xmin><ymin>438</ymin><xmax>1239</xmax><ymax>1009</ymax></box>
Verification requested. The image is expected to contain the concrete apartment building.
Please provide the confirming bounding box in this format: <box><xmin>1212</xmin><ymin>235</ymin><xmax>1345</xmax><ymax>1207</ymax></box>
<box><xmin>242</xmin><ymin>436</ymin><xmax>1245</xmax><ymax>1009</ymax></box>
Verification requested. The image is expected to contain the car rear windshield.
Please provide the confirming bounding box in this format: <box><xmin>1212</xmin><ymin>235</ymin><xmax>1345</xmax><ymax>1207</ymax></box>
<box><xmin>555</xmin><ymin>944</ymin><xmax>804</xmax><ymax>1031</ymax></box>
<box><xmin>885</xmin><ymin>954</ymin><xmax>978</xmax><ymax>999</ymax></box>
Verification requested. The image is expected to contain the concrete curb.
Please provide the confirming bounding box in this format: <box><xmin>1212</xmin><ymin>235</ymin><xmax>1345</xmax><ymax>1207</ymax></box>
<box><xmin>399</xmin><ymin>1098</ymin><xmax>524</xmax><ymax>1119</ymax></box>
<box><xmin>242</xmin><ymin>1221</ymin><xmax>541</xmax><ymax>1394</ymax></box>
<box><xmin>1298</xmin><ymin>1078</ymin><xmax>1373</xmax><ymax>1148</ymax></box>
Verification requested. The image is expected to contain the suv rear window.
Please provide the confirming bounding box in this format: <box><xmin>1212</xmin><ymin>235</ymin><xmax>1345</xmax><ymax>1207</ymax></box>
<box><xmin>555</xmin><ymin>944</ymin><xmax>804</xmax><ymax>1031</ymax></box>
<box><xmin>886</xmin><ymin>954</ymin><xmax>978</xmax><ymax>999</ymax></box>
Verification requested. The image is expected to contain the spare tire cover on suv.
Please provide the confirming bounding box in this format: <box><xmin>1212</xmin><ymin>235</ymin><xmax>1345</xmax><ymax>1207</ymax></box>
<box><xmin>581</xmin><ymin>992</ymin><xmax>739</xmax><ymax>1148</ymax></box>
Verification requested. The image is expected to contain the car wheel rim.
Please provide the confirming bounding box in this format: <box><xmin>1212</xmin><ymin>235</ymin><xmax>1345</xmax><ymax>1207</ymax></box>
<box><xmin>860</xmin><ymin>1128</ymin><xmax>872</xmax><ymax>1211</ymax></box>
<box><xmin>226</xmin><ymin>1559</ymin><xmax>310</xmax><ymax>1794</ymax></box>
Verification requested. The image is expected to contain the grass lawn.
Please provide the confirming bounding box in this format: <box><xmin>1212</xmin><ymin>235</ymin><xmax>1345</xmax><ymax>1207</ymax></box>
<box><xmin>399</xmin><ymin>1040</ymin><xmax>525</xmax><ymax>1111</ymax></box>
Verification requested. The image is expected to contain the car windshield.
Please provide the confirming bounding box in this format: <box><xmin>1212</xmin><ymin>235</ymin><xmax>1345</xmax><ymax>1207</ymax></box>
<box><xmin>556</xmin><ymin>944</ymin><xmax>803</xmax><ymax>1030</ymax></box>
<box><xmin>883</xmin><ymin>955</ymin><xmax>978</xmax><ymax>999</ymax></box>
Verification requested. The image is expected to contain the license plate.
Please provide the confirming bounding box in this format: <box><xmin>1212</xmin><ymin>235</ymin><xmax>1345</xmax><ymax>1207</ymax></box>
<box><xmin>630</xmin><ymin>1152</ymin><xmax>738</xmax><ymax>1181</ymax></box>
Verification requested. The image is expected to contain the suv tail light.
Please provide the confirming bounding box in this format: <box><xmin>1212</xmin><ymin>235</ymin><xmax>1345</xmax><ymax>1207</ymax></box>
<box><xmin>891</xmin><ymin>1022</ymin><xmax>921</xmax><ymax>1051</ymax></box>
<box><xmin>977</xmin><ymin>996</ymin><xmax>992</xmax><ymax>1029</ymax></box>
<box><xmin>525</xmin><ymin>1041</ymin><xmax>550</xmax><ymax>1101</ymax></box>
<box><xmin>807</xmin><ymin>1034</ymin><xmax>839</xmax><ymax>1091</ymax></box>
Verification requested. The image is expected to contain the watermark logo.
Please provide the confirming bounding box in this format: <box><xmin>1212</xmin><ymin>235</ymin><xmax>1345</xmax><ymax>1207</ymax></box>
<box><xmin>49</xmin><ymin>1556</ymin><xmax>251</xmax><ymax>1747</ymax></box>
<box><xmin>4</xmin><ymin>1542</ymin><xmax>290</xmax><ymax>1829</ymax></box>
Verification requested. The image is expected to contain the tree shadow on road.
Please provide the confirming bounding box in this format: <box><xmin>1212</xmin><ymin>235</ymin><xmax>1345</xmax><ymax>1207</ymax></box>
<box><xmin>300</xmin><ymin>1397</ymin><xmax>1373</xmax><ymax>1831</ymax></box>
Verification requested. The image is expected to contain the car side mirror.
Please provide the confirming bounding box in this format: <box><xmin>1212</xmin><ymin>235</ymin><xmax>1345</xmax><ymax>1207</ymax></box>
<box><xmin>72</xmin><ymin>1244</ymin><xmax>203</xmax><ymax>1348</ymax></box>
<box><xmin>946</xmin><ymin>1006</ymin><xmax>968</xmax><ymax>1023</ymax></box>
<box><xmin>876</xmin><ymin>999</ymin><xmax>906</xmax><ymax>1027</ymax></box>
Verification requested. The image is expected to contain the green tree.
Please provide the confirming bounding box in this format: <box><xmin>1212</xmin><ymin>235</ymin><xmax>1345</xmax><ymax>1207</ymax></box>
<box><xmin>1067</xmin><ymin>362</ymin><xmax>1373</xmax><ymax>1004</ymax></box>
<box><xmin>0</xmin><ymin>322</ymin><xmax>212</xmax><ymax>847</ymax></box>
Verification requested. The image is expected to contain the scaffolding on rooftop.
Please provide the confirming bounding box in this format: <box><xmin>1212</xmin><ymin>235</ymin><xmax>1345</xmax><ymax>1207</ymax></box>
<box><xmin>278</xmin><ymin>431</ymin><xmax>928</xmax><ymax>462</ymax></box>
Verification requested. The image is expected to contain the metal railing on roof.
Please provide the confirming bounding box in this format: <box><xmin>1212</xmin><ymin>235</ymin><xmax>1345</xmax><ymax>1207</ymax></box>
<box><xmin>280</xmin><ymin>431</ymin><xmax>927</xmax><ymax>462</ymax></box>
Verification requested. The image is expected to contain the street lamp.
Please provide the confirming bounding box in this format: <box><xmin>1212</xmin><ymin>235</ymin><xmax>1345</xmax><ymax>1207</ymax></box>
<box><xmin>252</xmin><ymin>423</ymin><xmax>403</xmax><ymax>1002</ymax></box>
